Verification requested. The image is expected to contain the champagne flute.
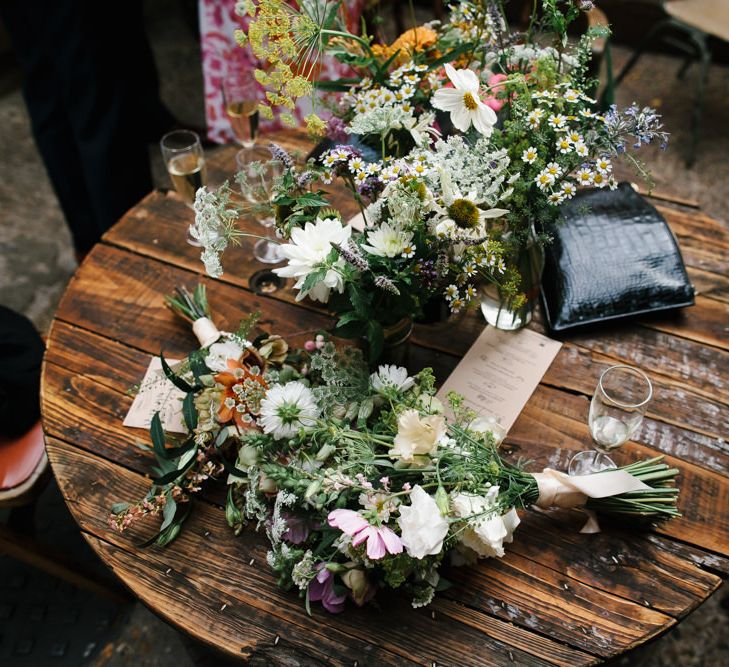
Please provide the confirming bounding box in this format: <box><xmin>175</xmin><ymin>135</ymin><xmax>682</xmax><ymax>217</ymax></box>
<box><xmin>160</xmin><ymin>130</ymin><xmax>207</xmax><ymax>246</ymax></box>
<box><xmin>568</xmin><ymin>364</ymin><xmax>653</xmax><ymax>475</ymax></box>
<box><xmin>222</xmin><ymin>68</ymin><xmax>260</xmax><ymax>148</ymax></box>
<box><xmin>236</xmin><ymin>146</ymin><xmax>283</xmax><ymax>264</ymax></box>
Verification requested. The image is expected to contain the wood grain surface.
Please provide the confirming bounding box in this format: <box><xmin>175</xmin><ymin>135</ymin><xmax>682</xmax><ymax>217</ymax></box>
<box><xmin>41</xmin><ymin>130</ymin><xmax>728</xmax><ymax>666</ymax></box>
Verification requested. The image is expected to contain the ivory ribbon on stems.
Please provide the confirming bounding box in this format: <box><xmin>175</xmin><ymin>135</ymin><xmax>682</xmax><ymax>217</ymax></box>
<box><xmin>192</xmin><ymin>317</ymin><xmax>221</xmax><ymax>348</ymax></box>
<box><xmin>532</xmin><ymin>468</ymin><xmax>652</xmax><ymax>534</ymax></box>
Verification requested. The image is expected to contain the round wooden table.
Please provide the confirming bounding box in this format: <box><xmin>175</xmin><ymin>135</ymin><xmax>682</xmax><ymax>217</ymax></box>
<box><xmin>41</xmin><ymin>131</ymin><xmax>729</xmax><ymax>666</ymax></box>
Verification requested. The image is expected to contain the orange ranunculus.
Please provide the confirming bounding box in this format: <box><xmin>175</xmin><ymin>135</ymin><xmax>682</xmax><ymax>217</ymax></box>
<box><xmin>372</xmin><ymin>26</ymin><xmax>438</xmax><ymax>64</ymax></box>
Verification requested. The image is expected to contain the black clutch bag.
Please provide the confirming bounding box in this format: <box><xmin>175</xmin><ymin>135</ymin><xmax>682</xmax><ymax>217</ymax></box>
<box><xmin>541</xmin><ymin>183</ymin><xmax>695</xmax><ymax>331</ymax></box>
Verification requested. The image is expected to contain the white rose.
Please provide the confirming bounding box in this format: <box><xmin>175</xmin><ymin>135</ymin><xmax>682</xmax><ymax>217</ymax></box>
<box><xmin>397</xmin><ymin>485</ymin><xmax>449</xmax><ymax>559</ymax></box>
<box><xmin>204</xmin><ymin>339</ymin><xmax>244</xmax><ymax>372</ymax></box>
<box><xmin>390</xmin><ymin>409</ymin><xmax>447</xmax><ymax>462</ymax></box>
<box><xmin>450</xmin><ymin>488</ymin><xmax>520</xmax><ymax>558</ymax></box>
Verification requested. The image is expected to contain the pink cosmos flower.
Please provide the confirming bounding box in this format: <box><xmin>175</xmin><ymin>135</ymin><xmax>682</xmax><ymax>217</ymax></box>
<box><xmin>328</xmin><ymin>509</ymin><xmax>403</xmax><ymax>560</ymax></box>
<box><xmin>483</xmin><ymin>73</ymin><xmax>509</xmax><ymax>111</ymax></box>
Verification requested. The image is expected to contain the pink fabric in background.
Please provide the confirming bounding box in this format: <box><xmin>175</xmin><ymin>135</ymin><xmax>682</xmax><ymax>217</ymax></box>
<box><xmin>199</xmin><ymin>1</ymin><xmax>366</xmax><ymax>145</ymax></box>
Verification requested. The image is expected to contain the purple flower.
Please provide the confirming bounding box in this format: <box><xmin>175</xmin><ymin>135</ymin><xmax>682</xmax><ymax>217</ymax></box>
<box><xmin>328</xmin><ymin>509</ymin><xmax>403</xmax><ymax>560</ymax></box>
<box><xmin>282</xmin><ymin>513</ymin><xmax>310</xmax><ymax>544</ymax></box>
<box><xmin>326</xmin><ymin>117</ymin><xmax>348</xmax><ymax>143</ymax></box>
<box><xmin>308</xmin><ymin>564</ymin><xmax>346</xmax><ymax>613</ymax></box>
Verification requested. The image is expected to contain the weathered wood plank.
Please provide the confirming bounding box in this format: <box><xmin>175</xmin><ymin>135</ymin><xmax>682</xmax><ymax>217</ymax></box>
<box><xmin>46</xmin><ymin>438</ymin><xmax>589</xmax><ymax>667</ymax></box>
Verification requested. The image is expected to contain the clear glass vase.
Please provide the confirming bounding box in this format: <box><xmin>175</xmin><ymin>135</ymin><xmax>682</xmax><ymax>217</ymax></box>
<box><xmin>374</xmin><ymin>317</ymin><xmax>414</xmax><ymax>369</ymax></box>
<box><xmin>480</xmin><ymin>226</ymin><xmax>545</xmax><ymax>330</ymax></box>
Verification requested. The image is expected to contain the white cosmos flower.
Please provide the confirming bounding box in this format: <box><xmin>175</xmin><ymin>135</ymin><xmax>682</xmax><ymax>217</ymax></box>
<box><xmin>431</xmin><ymin>64</ymin><xmax>497</xmax><ymax>135</ymax></box>
<box><xmin>450</xmin><ymin>487</ymin><xmax>520</xmax><ymax>558</ymax></box>
<box><xmin>361</xmin><ymin>223</ymin><xmax>414</xmax><ymax>258</ymax></box>
<box><xmin>370</xmin><ymin>365</ymin><xmax>415</xmax><ymax>393</ymax></box>
<box><xmin>259</xmin><ymin>381</ymin><xmax>320</xmax><ymax>440</ymax></box>
<box><xmin>274</xmin><ymin>217</ymin><xmax>351</xmax><ymax>303</ymax></box>
<box><xmin>390</xmin><ymin>409</ymin><xmax>447</xmax><ymax>462</ymax></box>
<box><xmin>397</xmin><ymin>485</ymin><xmax>449</xmax><ymax>559</ymax></box>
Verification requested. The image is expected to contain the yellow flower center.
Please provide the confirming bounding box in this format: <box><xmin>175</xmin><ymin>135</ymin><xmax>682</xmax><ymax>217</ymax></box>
<box><xmin>462</xmin><ymin>92</ymin><xmax>478</xmax><ymax>111</ymax></box>
<box><xmin>448</xmin><ymin>198</ymin><xmax>480</xmax><ymax>229</ymax></box>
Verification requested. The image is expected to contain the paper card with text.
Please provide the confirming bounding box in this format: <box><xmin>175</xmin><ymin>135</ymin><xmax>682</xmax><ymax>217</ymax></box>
<box><xmin>436</xmin><ymin>327</ymin><xmax>562</xmax><ymax>434</ymax></box>
<box><xmin>123</xmin><ymin>357</ymin><xmax>188</xmax><ymax>434</ymax></box>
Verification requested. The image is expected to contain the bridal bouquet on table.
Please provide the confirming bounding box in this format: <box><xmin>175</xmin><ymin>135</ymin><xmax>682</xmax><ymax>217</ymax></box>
<box><xmin>111</xmin><ymin>292</ymin><xmax>680</xmax><ymax>613</ymax></box>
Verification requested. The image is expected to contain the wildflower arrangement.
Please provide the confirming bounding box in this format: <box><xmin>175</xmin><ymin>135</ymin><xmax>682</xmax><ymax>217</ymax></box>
<box><xmin>193</xmin><ymin>2</ymin><xmax>670</xmax><ymax>340</ymax></box>
<box><xmin>111</xmin><ymin>298</ymin><xmax>680</xmax><ymax>613</ymax></box>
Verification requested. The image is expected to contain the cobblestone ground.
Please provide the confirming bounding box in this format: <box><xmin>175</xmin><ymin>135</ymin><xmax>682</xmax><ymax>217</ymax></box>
<box><xmin>0</xmin><ymin>1</ymin><xmax>726</xmax><ymax>665</ymax></box>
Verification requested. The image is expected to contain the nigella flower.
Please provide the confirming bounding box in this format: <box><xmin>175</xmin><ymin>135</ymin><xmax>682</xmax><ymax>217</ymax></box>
<box><xmin>370</xmin><ymin>365</ymin><xmax>415</xmax><ymax>394</ymax></box>
<box><xmin>259</xmin><ymin>380</ymin><xmax>320</xmax><ymax>440</ymax></box>
<box><xmin>328</xmin><ymin>509</ymin><xmax>403</xmax><ymax>560</ymax></box>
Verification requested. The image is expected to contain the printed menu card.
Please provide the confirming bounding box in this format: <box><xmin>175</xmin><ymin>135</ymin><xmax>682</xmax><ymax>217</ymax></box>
<box><xmin>436</xmin><ymin>326</ymin><xmax>563</xmax><ymax>433</ymax></box>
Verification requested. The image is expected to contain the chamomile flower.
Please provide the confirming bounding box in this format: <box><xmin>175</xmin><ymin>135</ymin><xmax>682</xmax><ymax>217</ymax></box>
<box><xmin>322</xmin><ymin>153</ymin><xmax>337</xmax><ymax>167</ymax></box>
<box><xmin>348</xmin><ymin>157</ymin><xmax>365</xmax><ymax>172</ymax></box>
<box><xmin>379</xmin><ymin>90</ymin><xmax>396</xmax><ymax>105</ymax></box>
<box><xmin>560</xmin><ymin>182</ymin><xmax>577</xmax><ymax>199</ymax></box>
<box><xmin>563</xmin><ymin>88</ymin><xmax>580</xmax><ymax>103</ymax></box>
<box><xmin>548</xmin><ymin>192</ymin><xmax>565</xmax><ymax>205</ymax></box>
<box><xmin>556</xmin><ymin>136</ymin><xmax>573</xmax><ymax>153</ymax></box>
<box><xmin>592</xmin><ymin>171</ymin><xmax>608</xmax><ymax>188</ymax></box>
<box><xmin>579</xmin><ymin>109</ymin><xmax>595</xmax><ymax>119</ymax></box>
<box><xmin>522</xmin><ymin>146</ymin><xmax>538</xmax><ymax>163</ymax></box>
<box><xmin>354</xmin><ymin>170</ymin><xmax>368</xmax><ymax>185</ymax></box>
<box><xmin>465</xmin><ymin>285</ymin><xmax>478</xmax><ymax>300</ymax></box>
<box><xmin>365</xmin><ymin>162</ymin><xmax>381</xmax><ymax>175</ymax></box>
<box><xmin>575</xmin><ymin>168</ymin><xmax>594</xmax><ymax>186</ymax></box>
<box><xmin>463</xmin><ymin>262</ymin><xmax>477</xmax><ymax>278</ymax></box>
<box><xmin>574</xmin><ymin>142</ymin><xmax>589</xmax><ymax>157</ymax></box>
<box><xmin>401</xmin><ymin>243</ymin><xmax>416</xmax><ymax>259</ymax></box>
<box><xmin>535</xmin><ymin>171</ymin><xmax>555</xmax><ymax>190</ymax></box>
<box><xmin>400</xmin><ymin>84</ymin><xmax>416</xmax><ymax>99</ymax></box>
<box><xmin>567</xmin><ymin>131</ymin><xmax>583</xmax><ymax>144</ymax></box>
<box><xmin>449</xmin><ymin>297</ymin><xmax>465</xmax><ymax>313</ymax></box>
<box><xmin>548</xmin><ymin>114</ymin><xmax>567</xmax><ymax>130</ymax></box>
<box><xmin>595</xmin><ymin>156</ymin><xmax>612</xmax><ymax>173</ymax></box>
<box><xmin>526</xmin><ymin>109</ymin><xmax>544</xmax><ymax>128</ymax></box>
<box><xmin>545</xmin><ymin>162</ymin><xmax>563</xmax><ymax>177</ymax></box>
<box><xmin>444</xmin><ymin>284</ymin><xmax>459</xmax><ymax>301</ymax></box>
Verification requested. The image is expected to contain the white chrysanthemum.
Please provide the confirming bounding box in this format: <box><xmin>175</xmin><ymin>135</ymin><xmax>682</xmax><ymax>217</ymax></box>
<box><xmin>431</xmin><ymin>64</ymin><xmax>497</xmax><ymax>135</ymax></box>
<box><xmin>274</xmin><ymin>217</ymin><xmax>351</xmax><ymax>303</ymax></box>
<box><xmin>370</xmin><ymin>365</ymin><xmax>415</xmax><ymax>393</ymax></box>
<box><xmin>259</xmin><ymin>381</ymin><xmax>320</xmax><ymax>440</ymax></box>
<box><xmin>361</xmin><ymin>223</ymin><xmax>414</xmax><ymax>258</ymax></box>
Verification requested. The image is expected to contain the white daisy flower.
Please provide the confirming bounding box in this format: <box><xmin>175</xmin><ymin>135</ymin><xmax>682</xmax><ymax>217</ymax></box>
<box><xmin>361</xmin><ymin>223</ymin><xmax>414</xmax><ymax>258</ymax></box>
<box><xmin>575</xmin><ymin>168</ymin><xmax>594</xmax><ymax>186</ymax></box>
<box><xmin>365</xmin><ymin>162</ymin><xmax>381</xmax><ymax>175</ymax></box>
<box><xmin>556</xmin><ymin>136</ymin><xmax>572</xmax><ymax>154</ymax></box>
<box><xmin>526</xmin><ymin>109</ymin><xmax>543</xmax><ymax>128</ymax></box>
<box><xmin>444</xmin><ymin>284</ymin><xmax>459</xmax><ymax>300</ymax></box>
<box><xmin>535</xmin><ymin>171</ymin><xmax>555</xmax><ymax>190</ymax></box>
<box><xmin>563</xmin><ymin>89</ymin><xmax>580</xmax><ymax>103</ymax></box>
<box><xmin>370</xmin><ymin>365</ymin><xmax>415</xmax><ymax>394</ymax></box>
<box><xmin>595</xmin><ymin>157</ymin><xmax>612</xmax><ymax>173</ymax></box>
<box><xmin>579</xmin><ymin>109</ymin><xmax>595</xmax><ymax>118</ymax></box>
<box><xmin>522</xmin><ymin>146</ymin><xmax>538</xmax><ymax>163</ymax></box>
<box><xmin>400</xmin><ymin>84</ymin><xmax>416</xmax><ymax>99</ymax></box>
<box><xmin>431</xmin><ymin>64</ymin><xmax>497</xmax><ymax>136</ymax></box>
<box><xmin>545</xmin><ymin>162</ymin><xmax>563</xmax><ymax>177</ymax></box>
<box><xmin>401</xmin><ymin>243</ymin><xmax>416</xmax><ymax>259</ymax></box>
<box><xmin>348</xmin><ymin>157</ymin><xmax>365</xmax><ymax>172</ymax></box>
<box><xmin>560</xmin><ymin>182</ymin><xmax>577</xmax><ymax>199</ymax></box>
<box><xmin>592</xmin><ymin>171</ymin><xmax>608</xmax><ymax>188</ymax></box>
<box><xmin>465</xmin><ymin>285</ymin><xmax>478</xmax><ymax>300</ymax></box>
<box><xmin>567</xmin><ymin>131</ymin><xmax>583</xmax><ymax>144</ymax></box>
<box><xmin>548</xmin><ymin>114</ymin><xmax>567</xmax><ymax>130</ymax></box>
<box><xmin>574</xmin><ymin>142</ymin><xmax>589</xmax><ymax>157</ymax></box>
<box><xmin>259</xmin><ymin>381</ymin><xmax>320</xmax><ymax>440</ymax></box>
<box><xmin>548</xmin><ymin>192</ymin><xmax>565</xmax><ymax>205</ymax></box>
<box><xmin>354</xmin><ymin>170</ymin><xmax>368</xmax><ymax>185</ymax></box>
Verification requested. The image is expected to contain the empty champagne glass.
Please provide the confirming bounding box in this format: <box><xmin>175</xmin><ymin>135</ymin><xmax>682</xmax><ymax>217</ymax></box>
<box><xmin>236</xmin><ymin>146</ymin><xmax>283</xmax><ymax>264</ymax></box>
<box><xmin>222</xmin><ymin>66</ymin><xmax>260</xmax><ymax>148</ymax></box>
<box><xmin>568</xmin><ymin>364</ymin><xmax>653</xmax><ymax>475</ymax></box>
<box><xmin>160</xmin><ymin>130</ymin><xmax>207</xmax><ymax>246</ymax></box>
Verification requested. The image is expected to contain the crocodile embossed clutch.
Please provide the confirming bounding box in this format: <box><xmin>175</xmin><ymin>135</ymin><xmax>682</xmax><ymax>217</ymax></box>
<box><xmin>541</xmin><ymin>183</ymin><xmax>695</xmax><ymax>331</ymax></box>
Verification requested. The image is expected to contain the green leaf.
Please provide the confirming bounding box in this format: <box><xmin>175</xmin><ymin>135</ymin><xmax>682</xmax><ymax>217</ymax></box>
<box><xmin>160</xmin><ymin>352</ymin><xmax>195</xmax><ymax>393</ymax></box>
<box><xmin>225</xmin><ymin>486</ymin><xmax>243</xmax><ymax>528</ymax></box>
<box><xmin>111</xmin><ymin>502</ymin><xmax>130</xmax><ymax>514</ymax></box>
<box><xmin>150</xmin><ymin>413</ymin><xmax>167</xmax><ymax>460</ymax></box>
<box><xmin>182</xmin><ymin>393</ymin><xmax>198</xmax><ymax>431</ymax></box>
<box><xmin>219</xmin><ymin>455</ymin><xmax>248</xmax><ymax>479</ymax></box>
<box><xmin>152</xmin><ymin>452</ymin><xmax>196</xmax><ymax>484</ymax></box>
<box><xmin>348</xmin><ymin>284</ymin><xmax>372</xmax><ymax>317</ymax></box>
<box><xmin>367</xmin><ymin>320</ymin><xmax>384</xmax><ymax>364</ymax></box>
<box><xmin>188</xmin><ymin>351</ymin><xmax>211</xmax><ymax>383</ymax></box>
<box><xmin>300</xmin><ymin>267</ymin><xmax>327</xmax><ymax>295</ymax></box>
<box><xmin>160</xmin><ymin>496</ymin><xmax>178</xmax><ymax>532</ymax></box>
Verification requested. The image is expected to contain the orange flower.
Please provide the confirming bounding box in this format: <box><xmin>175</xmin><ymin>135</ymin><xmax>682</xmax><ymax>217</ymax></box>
<box><xmin>214</xmin><ymin>351</ymin><xmax>268</xmax><ymax>431</ymax></box>
<box><xmin>372</xmin><ymin>26</ymin><xmax>438</xmax><ymax>64</ymax></box>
